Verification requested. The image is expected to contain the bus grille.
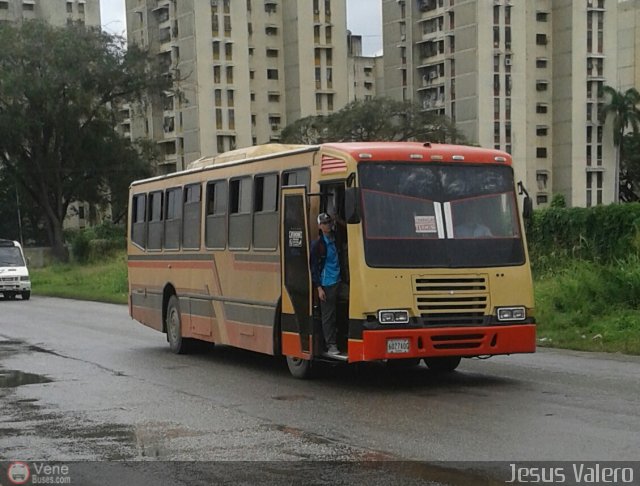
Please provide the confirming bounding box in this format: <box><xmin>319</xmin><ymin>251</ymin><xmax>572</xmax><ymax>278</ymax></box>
<box><xmin>413</xmin><ymin>275</ymin><xmax>489</xmax><ymax>327</ymax></box>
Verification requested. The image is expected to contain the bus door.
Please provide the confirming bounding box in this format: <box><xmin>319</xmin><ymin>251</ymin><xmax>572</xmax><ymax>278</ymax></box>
<box><xmin>280</xmin><ymin>186</ymin><xmax>313</xmax><ymax>358</ymax></box>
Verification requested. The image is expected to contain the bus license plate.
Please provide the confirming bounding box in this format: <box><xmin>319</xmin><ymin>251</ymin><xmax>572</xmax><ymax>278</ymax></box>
<box><xmin>386</xmin><ymin>338</ymin><xmax>410</xmax><ymax>354</ymax></box>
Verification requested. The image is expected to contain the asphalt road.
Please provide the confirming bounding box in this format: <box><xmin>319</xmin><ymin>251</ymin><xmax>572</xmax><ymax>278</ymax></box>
<box><xmin>1</xmin><ymin>296</ymin><xmax>639</xmax><ymax>485</ymax></box>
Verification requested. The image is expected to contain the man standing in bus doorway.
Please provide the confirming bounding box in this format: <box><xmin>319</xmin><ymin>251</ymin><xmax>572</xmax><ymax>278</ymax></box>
<box><xmin>310</xmin><ymin>212</ymin><xmax>346</xmax><ymax>356</ymax></box>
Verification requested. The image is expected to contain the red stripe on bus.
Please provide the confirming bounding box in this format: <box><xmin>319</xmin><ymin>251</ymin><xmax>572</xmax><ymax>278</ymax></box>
<box><xmin>231</xmin><ymin>261</ymin><xmax>279</xmax><ymax>273</ymax></box>
<box><xmin>223</xmin><ymin>321</ymin><xmax>275</xmax><ymax>355</ymax></box>
<box><xmin>128</xmin><ymin>260</ymin><xmax>214</xmax><ymax>270</ymax></box>
<box><xmin>281</xmin><ymin>332</ymin><xmax>312</xmax><ymax>359</ymax></box>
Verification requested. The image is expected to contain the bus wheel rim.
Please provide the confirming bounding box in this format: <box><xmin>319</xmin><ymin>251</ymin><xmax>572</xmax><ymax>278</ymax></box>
<box><xmin>168</xmin><ymin>308</ymin><xmax>179</xmax><ymax>342</ymax></box>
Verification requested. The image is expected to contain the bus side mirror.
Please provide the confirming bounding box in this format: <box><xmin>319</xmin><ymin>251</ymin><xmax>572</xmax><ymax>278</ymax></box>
<box><xmin>345</xmin><ymin>187</ymin><xmax>361</xmax><ymax>224</ymax></box>
<box><xmin>523</xmin><ymin>195</ymin><xmax>533</xmax><ymax>221</ymax></box>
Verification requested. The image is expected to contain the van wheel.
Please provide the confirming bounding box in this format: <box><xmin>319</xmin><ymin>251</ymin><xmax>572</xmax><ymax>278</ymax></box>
<box><xmin>21</xmin><ymin>291</ymin><xmax>31</xmax><ymax>301</ymax></box>
<box><xmin>166</xmin><ymin>295</ymin><xmax>192</xmax><ymax>354</ymax></box>
<box><xmin>286</xmin><ymin>356</ymin><xmax>313</xmax><ymax>379</ymax></box>
<box><xmin>424</xmin><ymin>356</ymin><xmax>462</xmax><ymax>372</ymax></box>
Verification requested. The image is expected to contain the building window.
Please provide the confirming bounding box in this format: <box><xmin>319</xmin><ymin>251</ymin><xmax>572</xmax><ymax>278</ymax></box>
<box><xmin>536</xmin><ymin>103</ymin><xmax>548</xmax><ymax>114</ymax></box>
<box><xmin>536</xmin><ymin>172</ymin><xmax>548</xmax><ymax>191</ymax></box>
<box><xmin>66</xmin><ymin>2</ymin><xmax>72</xmax><ymax>13</ymax></box>
<box><xmin>267</xmin><ymin>69</ymin><xmax>279</xmax><ymax>80</ymax></box>
<box><xmin>537</xmin><ymin>125</ymin><xmax>548</xmax><ymax>136</ymax></box>
<box><xmin>536</xmin><ymin>147</ymin><xmax>548</xmax><ymax>158</ymax></box>
<box><xmin>536</xmin><ymin>34</ymin><xmax>548</xmax><ymax>45</ymax></box>
<box><xmin>536</xmin><ymin>81</ymin><xmax>548</xmax><ymax>92</ymax></box>
<box><xmin>536</xmin><ymin>11</ymin><xmax>548</xmax><ymax>22</ymax></box>
<box><xmin>225</xmin><ymin>42</ymin><xmax>233</xmax><ymax>60</ymax></box>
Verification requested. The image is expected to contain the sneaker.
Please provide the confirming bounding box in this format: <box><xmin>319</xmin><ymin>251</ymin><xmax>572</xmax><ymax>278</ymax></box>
<box><xmin>327</xmin><ymin>345</ymin><xmax>340</xmax><ymax>356</ymax></box>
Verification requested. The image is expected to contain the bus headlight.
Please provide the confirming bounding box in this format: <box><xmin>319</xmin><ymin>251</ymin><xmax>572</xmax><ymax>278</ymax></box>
<box><xmin>378</xmin><ymin>310</ymin><xmax>409</xmax><ymax>324</ymax></box>
<box><xmin>497</xmin><ymin>306</ymin><xmax>526</xmax><ymax>321</ymax></box>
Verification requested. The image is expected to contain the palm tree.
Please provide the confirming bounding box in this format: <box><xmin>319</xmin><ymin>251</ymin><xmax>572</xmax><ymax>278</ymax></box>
<box><xmin>600</xmin><ymin>86</ymin><xmax>640</xmax><ymax>202</ymax></box>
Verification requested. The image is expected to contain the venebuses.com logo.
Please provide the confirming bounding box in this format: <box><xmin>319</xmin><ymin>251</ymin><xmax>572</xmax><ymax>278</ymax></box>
<box><xmin>7</xmin><ymin>462</ymin><xmax>30</xmax><ymax>485</ymax></box>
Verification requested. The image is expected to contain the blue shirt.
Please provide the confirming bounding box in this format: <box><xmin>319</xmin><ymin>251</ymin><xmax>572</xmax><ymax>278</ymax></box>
<box><xmin>320</xmin><ymin>234</ymin><xmax>340</xmax><ymax>287</ymax></box>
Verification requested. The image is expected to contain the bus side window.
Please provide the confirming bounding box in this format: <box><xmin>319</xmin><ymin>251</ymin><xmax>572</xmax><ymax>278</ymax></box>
<box><xmin>147</xmin><ymin>191</ymin><xmax>163</xmax><ymax>250</ymax></box>
<box><xmin>131</xmin><ymin>193</ymin><xmax>147</xmax><ymax>249</ymax></box>
<box><xmin>253</xmin><ymin>173</ymin><xmax>279</xmax><ymax>250</ymax></box>
<box><xmin>282</xmin><ymin>168</ymin><xmax>310</xmax><ymax>191</ymax></box>
<box><xmin>165</xmin><ymin>187</ymin><xmax>183</xmax><ymax>250</ymax></box>
<box><xmin>229</xmin><ymin>176</ymin><xmax>252</xmax><ymax>250</ymax></box>
<box><xmin>183</xmin><ymin>183</ymin><xmax>201</xmax><ymax>249</ymax></box>
<box><xmin>205</xmin><ymin>180</ymin><xmax>227</xmax><ymax>249</ymax></box>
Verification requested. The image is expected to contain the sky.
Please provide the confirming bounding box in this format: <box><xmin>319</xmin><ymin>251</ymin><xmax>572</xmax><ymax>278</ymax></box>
<box><xmin>100</xmin><ymin>0</ymin><xmax>383</xmax><ymax>56</ymax></box>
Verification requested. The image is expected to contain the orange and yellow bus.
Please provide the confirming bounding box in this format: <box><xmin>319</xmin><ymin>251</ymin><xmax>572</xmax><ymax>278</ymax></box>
<box><xmin>127</xmin><ymin>142</ymin><xmax>536</xmax><ymax>378</ymax></box>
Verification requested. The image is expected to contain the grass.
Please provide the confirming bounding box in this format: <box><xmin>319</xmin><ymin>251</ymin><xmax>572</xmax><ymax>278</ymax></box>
<box><xmin>30</xmin><ymin>252</ymin><xmax>128</xmax><ymax>305</ymax></box>
<box><xmin>29</xmin><ymin>251</ymin><xmax>640</xmax><ymax>355</ymax></box>
<box><xmin>534</xmin><ymin>258</ymin><xmax>640</xmax><ymax>355</ymax></box>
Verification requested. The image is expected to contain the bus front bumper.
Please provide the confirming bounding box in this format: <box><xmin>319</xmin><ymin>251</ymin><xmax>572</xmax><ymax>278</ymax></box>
<box><xmin>348</xmin><ymin>324</ymin><xmax>536</xmax><ymax>363</ymax></box>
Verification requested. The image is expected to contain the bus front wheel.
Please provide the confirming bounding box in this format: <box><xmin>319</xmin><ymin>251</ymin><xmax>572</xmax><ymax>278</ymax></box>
<box><xmin>166</xmin><ymin>295</ymin><xmax>192</xmax><ymax>354</ymax></box>
<box><xmin>424</xmin><ymin>356</ymin><xmax>461</xmax><ymax>372</ymax></box>
<box><xmin>286</xmin><ymin>356</ymin><xmax>313</xmax><ymax>379</ymax></box>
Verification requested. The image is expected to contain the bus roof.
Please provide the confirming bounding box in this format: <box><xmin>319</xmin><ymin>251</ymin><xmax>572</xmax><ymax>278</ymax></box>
<box><xmin>322</xmin><ymin>142</ymin><xmax>512</xmax><ymax>165</ymax></box>
<box><xmin>131</xmin><ymin>141</ymin><xmax>511</xmax><ymax>187</ymax></box>
<box><xmin>188</xmin><ymin>143</ymin><xmax>313</xmax><ymax>170</ymax></box>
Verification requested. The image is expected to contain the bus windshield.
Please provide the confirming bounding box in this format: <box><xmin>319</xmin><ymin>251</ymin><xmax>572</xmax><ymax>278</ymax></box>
<box><xmin>359</xmin><ymin>162</ymin><xmax>525</xmax><ymax>268</ymax></box>
<box><xmin>0</xmin><ymin>246</ymin><xmax>25</xmax><ymax>267</ymax></box>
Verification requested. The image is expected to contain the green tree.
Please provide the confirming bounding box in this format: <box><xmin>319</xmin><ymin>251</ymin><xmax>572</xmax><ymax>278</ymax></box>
<box><xmin>0</xmin><ymin>22</ymin><xmax>166</xmax><ymax>261</ymax></box>
<box><xmin>600</xmin><ymin>86</ymin><xmax>640</xmax><ymax>202</ymax></box>
<box><xmin>280</xmin><ymin>97</ymin><xmax>465</xmax><ymax>144</ymax></box>
<box><xmin>620</xmin><ymin>132</ymin><xmax>640</xmax><ymax>201</ymax></box>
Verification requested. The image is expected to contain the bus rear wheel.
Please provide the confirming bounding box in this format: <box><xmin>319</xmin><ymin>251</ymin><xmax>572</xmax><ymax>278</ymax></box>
<box><xmin>286</xmin><ymin>356</ymin><xmax>313</xmax><ymax>379</ymax></box>
<box><xmin>424</xmin><ymin>356</ymin><xmax>461</xmax><ymax>372</ymax></box>
<box><xmin>166</xmin><ymin>295</ymin><xmax>192</xmax><ymax>354</ymax></box>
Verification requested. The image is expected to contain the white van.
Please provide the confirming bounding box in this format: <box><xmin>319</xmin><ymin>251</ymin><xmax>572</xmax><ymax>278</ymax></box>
<box><xmin>0</xmin><ymin>239</ymin><xmax>31</xmax><ymax>300</ymax></box>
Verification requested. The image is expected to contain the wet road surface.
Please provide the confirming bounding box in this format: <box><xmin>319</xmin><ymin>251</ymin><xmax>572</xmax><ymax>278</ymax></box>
<box><xmin>1</xmin><ymin>297</ymin><xmax>639</xmax><ymax>484</ymax></box>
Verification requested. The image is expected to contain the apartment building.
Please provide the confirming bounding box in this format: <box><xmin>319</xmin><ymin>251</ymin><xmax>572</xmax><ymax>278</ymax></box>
<box><xmin>381</xmin><ymin>0</ymin><xmax>619</xmax><ymax>207</ymax></box>
<box><xmin>347</xmin><ymin>33</ymin><xmax>384</xmax><ymax>101</ymax></box>
<box><xmin>125</xmin><ymin>0</ymin><xmax>349</xmax><ymax>173</ymax></box>
<box><xmin>618</xmin><ymin>0</ymin><xmax>640</xmax><ymax>91</ymax></box>
<box><xmin>0</xmin><ymin>0</ymin><xmax>100</xmax><ymax>26</ymax></box>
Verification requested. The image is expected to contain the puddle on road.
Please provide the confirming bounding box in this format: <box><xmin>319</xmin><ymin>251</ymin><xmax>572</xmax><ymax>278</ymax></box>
<box><xmin>0</xmin><ymin>369</ymin><xmax>52</xmax><ymax>388</ymax></box>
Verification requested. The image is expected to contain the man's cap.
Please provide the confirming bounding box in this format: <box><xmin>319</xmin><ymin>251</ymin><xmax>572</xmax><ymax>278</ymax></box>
<box><xmin>317</xmin><ymin>213</ymin><xmax>333</xmax><ymax>224</ymax></box>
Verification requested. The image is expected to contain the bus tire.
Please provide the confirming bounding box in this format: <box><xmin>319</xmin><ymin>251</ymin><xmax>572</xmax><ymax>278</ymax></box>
<box><xmin>286</xmin><ymin>356</ymin><xmax>313</xmax><ymax>379</ymax></box>
<box><xmin>386</xmin><ymin>358</ymin><xmax>421</xmax><ymax>369</ymax></box>
<box><xmin>22</xmin><ymin>291</ymin><xmax>31</xmax><ymax>300</ymax></box>
<box><xmin>166</xmin><ymin>295</ymin><xmax>192</xmax><ymax>354</ymax></box>
<box><xmin>424</xmin><ymin>356</ymin><xmax>461</xmax><ymax>372</ymax></box>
